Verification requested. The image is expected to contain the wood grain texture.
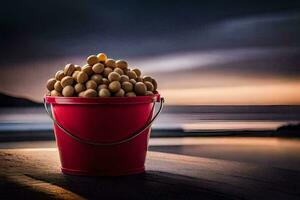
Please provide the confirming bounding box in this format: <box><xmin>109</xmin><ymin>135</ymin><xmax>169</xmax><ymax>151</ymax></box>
<box><xmin>0</xmin><ymin>149</ymin><xmax>299</xmax><ymax>200</ymax></box>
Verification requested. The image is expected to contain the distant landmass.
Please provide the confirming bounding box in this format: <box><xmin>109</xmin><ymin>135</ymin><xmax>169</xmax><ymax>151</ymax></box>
<box><xmin>0</xmin><ymin>93</ymin><xmax>42</xmax><ymax>107</ymax></box>
<box><xmin>275</xmin><ymin>123</ymin><xmax>300</xmax><ymax>137</ymax></box>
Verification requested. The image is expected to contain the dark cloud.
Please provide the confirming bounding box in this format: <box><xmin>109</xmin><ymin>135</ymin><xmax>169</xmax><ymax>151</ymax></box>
<box><xmin>0</xmin><ymin>0</ymin><xmax>300</xmax><ymax>63</ymax></box>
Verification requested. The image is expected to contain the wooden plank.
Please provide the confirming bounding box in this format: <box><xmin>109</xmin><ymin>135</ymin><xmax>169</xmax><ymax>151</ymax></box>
<box><xmin>0</xmin><ymin>149</ymin><xmax>299</xmax><ymax>199</ymax></box>
<box><xmin>147</xmin><ymin>151</ymin><xmax>300</xmax><ymax>199</ymax></box>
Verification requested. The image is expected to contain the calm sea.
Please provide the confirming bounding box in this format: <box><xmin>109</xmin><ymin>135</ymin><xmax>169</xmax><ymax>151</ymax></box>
<box><xmin>1</xmin><ymin>106</ymin><xmax>300</xmax><ymax>134</ymax></box>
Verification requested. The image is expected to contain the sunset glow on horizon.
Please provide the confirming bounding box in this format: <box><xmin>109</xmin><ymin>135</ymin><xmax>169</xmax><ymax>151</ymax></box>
<box><xmin>1</xmin><ymin>54</ymin><xmax>300</xmax><ymax>105</ymax></box>
<box><xmin>160</xmin><ymin>82</ymin><xmax>300</xmax><ymax>105</ymax></box>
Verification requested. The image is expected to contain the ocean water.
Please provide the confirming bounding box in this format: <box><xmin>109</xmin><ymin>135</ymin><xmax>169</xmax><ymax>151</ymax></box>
<box><xmin>0</xmin><ymin>106</ymin><xmax>300</xmax><ymax>133</ymax></box>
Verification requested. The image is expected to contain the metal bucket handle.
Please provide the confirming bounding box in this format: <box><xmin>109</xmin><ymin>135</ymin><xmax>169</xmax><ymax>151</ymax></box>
<box><xmin>43</xmin><ymin>96</ymin><xmax>164</xmax><ymax>146</ymax></box>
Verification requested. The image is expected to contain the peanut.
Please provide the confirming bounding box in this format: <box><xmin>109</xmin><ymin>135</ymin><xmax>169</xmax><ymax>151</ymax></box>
<box><xmin>62</xmin><ymin>85</ymin><xmax>74</xmax><ymax>97</ymax></box>
<box><xmin>108</xmin><ymin>81</ymin><xmax>121</xmax><ymax>93</ymax></box>
<box><xmin>87</xmin><ymin>55</ymin><xmax>99</xmax><ymax>66</ymax></box>
<box><xmin>46</xmin><ymin>78</ymin><xmax>56</xmax><ymax>91</ymax></box>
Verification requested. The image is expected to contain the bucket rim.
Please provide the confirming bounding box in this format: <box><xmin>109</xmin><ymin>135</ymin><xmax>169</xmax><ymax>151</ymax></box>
<box><xmin>45</xmin><ymin>92</ymin><xmax>160</xmax><ymax>104</ymax></box>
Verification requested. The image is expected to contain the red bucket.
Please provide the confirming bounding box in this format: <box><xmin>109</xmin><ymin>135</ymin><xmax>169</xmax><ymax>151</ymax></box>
<box><xmin>44</xmin><ymin>93</ymin><xmax>164</xmax><ymax>176</ymax></box>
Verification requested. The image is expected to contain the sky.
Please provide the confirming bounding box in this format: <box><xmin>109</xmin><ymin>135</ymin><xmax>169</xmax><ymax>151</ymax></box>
<box><xmin>0</xmin><ymin>0</ymin><xmax>300</xmax><ymax>105</ymax></box>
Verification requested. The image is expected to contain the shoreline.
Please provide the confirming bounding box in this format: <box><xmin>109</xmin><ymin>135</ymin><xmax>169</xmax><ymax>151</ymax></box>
<box><xmin>0</xmin><ymin>129</ymin><xmax>299</xmax><ymax>143</ymax></box>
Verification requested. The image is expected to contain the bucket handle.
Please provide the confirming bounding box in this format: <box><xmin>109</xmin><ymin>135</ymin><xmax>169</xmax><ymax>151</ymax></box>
<box><xmin>43</xmin><ymin>97</ymin><xmax>164</xmax><ymax>146</ymax></box>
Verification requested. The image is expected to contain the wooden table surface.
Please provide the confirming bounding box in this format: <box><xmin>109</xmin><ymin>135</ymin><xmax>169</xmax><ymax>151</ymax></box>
<box><xmin>0</xmin><ymin>148</ymin><xmax>300</xmax><ymax>200</ymax></box>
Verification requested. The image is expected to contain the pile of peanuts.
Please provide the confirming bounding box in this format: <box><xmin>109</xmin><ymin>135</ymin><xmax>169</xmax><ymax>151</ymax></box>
<box><xmin>46</xmin><ymin>53</ymin><xmax>157</xmax><ymax>97</ymax></box>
